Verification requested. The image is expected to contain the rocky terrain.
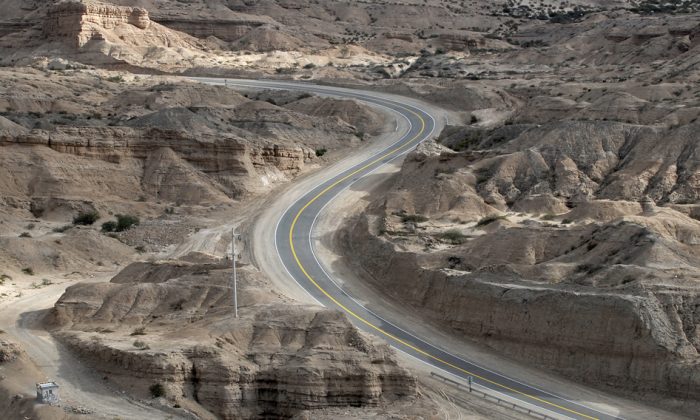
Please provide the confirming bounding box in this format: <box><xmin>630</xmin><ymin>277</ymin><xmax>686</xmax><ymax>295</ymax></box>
<box><xmin>0</xmin><ymin>0</ymin><xmax>698</xmax><ymax>418</ymax></box>
<box><xmin>333</xmin><ymin>6</ymin><xmax>700</xmax><ymax>414</ymax></box>
<box><xmin>47</xmin><ymin>258</ymin><xmax>415</xmax><ymax>419</ymax></box>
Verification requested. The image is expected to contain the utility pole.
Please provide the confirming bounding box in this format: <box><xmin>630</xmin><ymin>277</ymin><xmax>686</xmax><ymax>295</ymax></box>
<box><xmin>231</xmin><ymin>227</ymin><xmax>238</xmax><ymax>318</ymax></box>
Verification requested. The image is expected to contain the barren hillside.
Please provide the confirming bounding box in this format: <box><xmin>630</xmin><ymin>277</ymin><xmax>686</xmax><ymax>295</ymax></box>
<box><xmin>0</xmin><ymin>0</ymin><xmax>698</xmax><ymax>418</ymax></box>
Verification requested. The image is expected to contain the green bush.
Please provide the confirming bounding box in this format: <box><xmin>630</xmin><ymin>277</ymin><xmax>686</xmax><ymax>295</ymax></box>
<box><xmin>19</xmin><ymin>232</ymin><xmax>31</xmax><ymax>238</ymax></box>
<box><xmin>149</xmin><ymin>383</ymin><xmax>165</xmax><ymax>398</ymax></box>
<box><xmin>101</xmin><ymin>221</ymin><xmax>117</xmax><ymax>233</ymax></box>
<box><xmin>116</xmin><ymin>214</ymin><xmax>140</xmax><ymax>232</ymax></box>
<box><xmin>101</xmin><ymin>214</ymin><xmax>140</xmax><ymax>233</ymax></box>
<box><xmin>73</xmin><ymin>211</ymin><xmax>100</xmax><ymax>226</ymax></box>
<box><xmin>315</xmin><ymin>148</ymin><xmax>327</xmax><ymax>157</ymax></box>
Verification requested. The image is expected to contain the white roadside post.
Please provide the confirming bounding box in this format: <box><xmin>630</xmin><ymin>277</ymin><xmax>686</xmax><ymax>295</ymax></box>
<box><xmin>232</xmin><ymin>227</ymin><xmax>238</xmax><ymax>318</ymax></box>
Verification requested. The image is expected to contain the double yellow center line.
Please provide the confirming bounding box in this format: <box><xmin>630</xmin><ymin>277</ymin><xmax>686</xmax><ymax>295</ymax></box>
<box><xmin>286</xmin><ymin>102</ymin><xmax>599</xmax><ymax>420</ymax></box>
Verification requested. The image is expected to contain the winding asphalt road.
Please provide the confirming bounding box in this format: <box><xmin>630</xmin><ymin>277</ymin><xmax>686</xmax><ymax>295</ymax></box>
<box><xmin>193</xmin><ymin>78</ymin><xmax>619</xmax><ymax>420</ymax></box>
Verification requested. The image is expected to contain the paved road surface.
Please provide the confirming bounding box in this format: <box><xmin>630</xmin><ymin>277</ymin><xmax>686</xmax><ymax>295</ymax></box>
<box><xmin>194</xmin><ymin>77</ymin><xmax>620</xmax><ymax>420</ymax></box>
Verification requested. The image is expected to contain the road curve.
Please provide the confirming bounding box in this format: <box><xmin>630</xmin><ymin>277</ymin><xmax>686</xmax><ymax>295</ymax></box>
<box><xmin>192</xmin><ymin>78</ymin><xmax>619</xmax><ymax>420</ymax></box>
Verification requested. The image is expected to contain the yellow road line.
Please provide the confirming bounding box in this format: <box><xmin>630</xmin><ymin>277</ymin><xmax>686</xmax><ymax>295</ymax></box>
<box><xmin>287</xmin><ymin>104</ymin><xmax>598</xmax><ymax>420</ymax></box>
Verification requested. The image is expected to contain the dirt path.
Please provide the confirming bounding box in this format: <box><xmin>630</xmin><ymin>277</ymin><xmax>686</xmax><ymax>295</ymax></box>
<box><xmin>0</xmin><ymin>280</ymin><xmax>184</xmax><ymax>419</ymax></box>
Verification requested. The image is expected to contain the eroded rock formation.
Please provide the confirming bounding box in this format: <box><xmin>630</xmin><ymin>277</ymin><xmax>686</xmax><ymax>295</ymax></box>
<box><xmin>44</xmin><ymin>1</ymin><xmax>150</xmax><ymax>48</ymax></box>
<box><xmin>49</xmin><ymin>260</ymin><xmax>415</xmax><ymax>419</ymax></box>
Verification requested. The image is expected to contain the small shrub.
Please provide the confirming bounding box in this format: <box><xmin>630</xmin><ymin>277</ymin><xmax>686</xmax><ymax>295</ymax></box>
<box><xmin>475</xmin><ymin>215</ymin><xmax>508</xmax><ymax>227</ymax></box>
<box><xmin>149</xmin><ymin>383</ymin><xmax>165</xmax><ymax>398</ymax></box>
<box><xmin>401</xmin><ymin>214</ymin><xmax>428</xmax><ymax>224</ymax></box>
<box><xmin>116</xmin><ymin>214</ymin><xmax>140</xmax><ymax>232</ymax></box>
<box><xmin>53</xmin><ymin>225</ymin><xmax>72</xmax><ymax>233</ymax></box>
<box><xmin>73</xmin><ymin>211</ymin><xmax>100</xmax><ymax>226</ymax></box>
<box><xmin>133</xmin><ymin>340</ymin><xmax>149</xmax><ymax>350</ymax></box>
<box><xmin>41</xmin><ymin>278</ymin><xmax>52</xmax><ymax>286</ymax></box>
<box><xmin>21</xmin><ymin>267</ymin><xmax>34</xmax><ymax>276</ymax></box>
<box><xmin>315</xmin><ymin>148</ymin><xmax>327</xmax><ymax>157</ymax></box>
<box><xmin>437</xmin><ymin>229</ymin><xmax>467</xmax><ymax>244</ymax></box>
<box><xmin>107</xmin><ymin>75</ymin><xmax>124</xmax><ymax>83</ymax></box>
<box><xmin>470</xmin><ymin>115</ymin><xmax>479</xmax><ymax>124</ymax></box>
<box><xmin>541</xmin><ymin>213</ymin><xmax>558</xmax><ymax>221</ymax></box>
<box><xmin>303</xmin><ymin>63</ymin><xmax>316</xmax><ymax>69</ymax></box>
<box><xmin>135</xmin><ymin>245</ymin><xmax>146</xmax><ymax>254</ymax></box>
<box><xmin>19</xmin><ymin>232</ymin><xmax>31</xmax><ymax>238</ymax></box>
<box><xmin>171</xmin><ymin>299</ymin><xmax>186</xmax><ymax>311</ymax></box>
<box><xmin>130</xmin><ymin>327</ymin><xmax>146</xmax><ymax>336</ymax></box>
<box><xmin>26</xmin><ymin>223</ymin><xmax>35</xmax><ymax>230</ymax></box>
<box><xmin>101</xmin><ymin>221</ymin><xmax>117</xmax><ymax>233</ymax></box>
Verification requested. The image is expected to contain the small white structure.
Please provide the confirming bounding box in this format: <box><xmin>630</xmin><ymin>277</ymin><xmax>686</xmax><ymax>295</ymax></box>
<box><xmin>36</xmin><ymin>381</ymin><xmax>59</xmax><ymax>404</ymax></box>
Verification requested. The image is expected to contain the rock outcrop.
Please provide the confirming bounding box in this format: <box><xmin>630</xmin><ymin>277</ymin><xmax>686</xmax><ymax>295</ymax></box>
<box><xmin>338</xmin><ymin>119</ymin><xmax>700</xmax><ymax>407</ymax></box>
<box><xmin>44</xmin><ymin>0</ymin><xmax>150</xmax><ymax>48</ymax></box>
<box><xmin>49</xmin><ymin>260</ymin><xmax>415</xmax><ymax>419</ymax></box>
<box><xmin>0</xmin><ymin>125</ymin><xmax>313</xmax><ymax>202</ymax></box>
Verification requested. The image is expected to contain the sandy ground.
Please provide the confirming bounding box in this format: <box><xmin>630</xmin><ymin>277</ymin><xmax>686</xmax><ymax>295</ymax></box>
<box><xmin>0</xmin><ymin>278</ymin><xmax>184</xmax><ymax>418</ymax></box>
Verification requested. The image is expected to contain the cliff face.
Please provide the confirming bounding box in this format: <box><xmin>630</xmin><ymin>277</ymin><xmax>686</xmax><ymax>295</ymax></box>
<box><xmin>44</xmin><ymin>1</ymin><xmax>150</xmax><ymax>48</ymax></box>
<box><xmin>49</xmin><ymin>260</ymin><xmax>415</xmax><ymax>419</ymax></box>
<box><xmin>0</xmin><ymin>125</ymin><xmax>312</xmax><ymax>203</ymax></box>
<box><xmin>337</xmin><ymin>121</ymin><xmax>700</xmax><ymax>406</ymax></box>
<box><xmin>343</xmin><ymin>213</ymin><xmax>700</xmax><ymax>401</ymax></box>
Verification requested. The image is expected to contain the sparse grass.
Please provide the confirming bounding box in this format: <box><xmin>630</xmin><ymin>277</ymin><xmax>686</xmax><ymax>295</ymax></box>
<box><xmin>437</xmin><ymin>229</ymin><xmax>467</xmax><ymax>245</ymax></box>
<box><xmin>475</xmin><ymin>215</ymin><xmax>508</xmax><ymax>227</ymax></box>
<box><xmin>130</xmin><ymin>327</ymin><xmax>146</xmax><ymax>336</ymax></box>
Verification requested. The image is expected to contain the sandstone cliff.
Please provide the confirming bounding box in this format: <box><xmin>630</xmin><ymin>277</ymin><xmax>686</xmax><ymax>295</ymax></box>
<box><xmin>44</xmin><ymin>0</ymin><xmax>150</xmax><ymax>48</ymax></box>
<box><xmin>48</xmin><ymin>259</ymin><xmax>415</xmax><ymax>419</ymax></box>
<box><xmin>338</xmin><ymin>118</ymin><xmax>700</xmax><ymax>409</ymax></box>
